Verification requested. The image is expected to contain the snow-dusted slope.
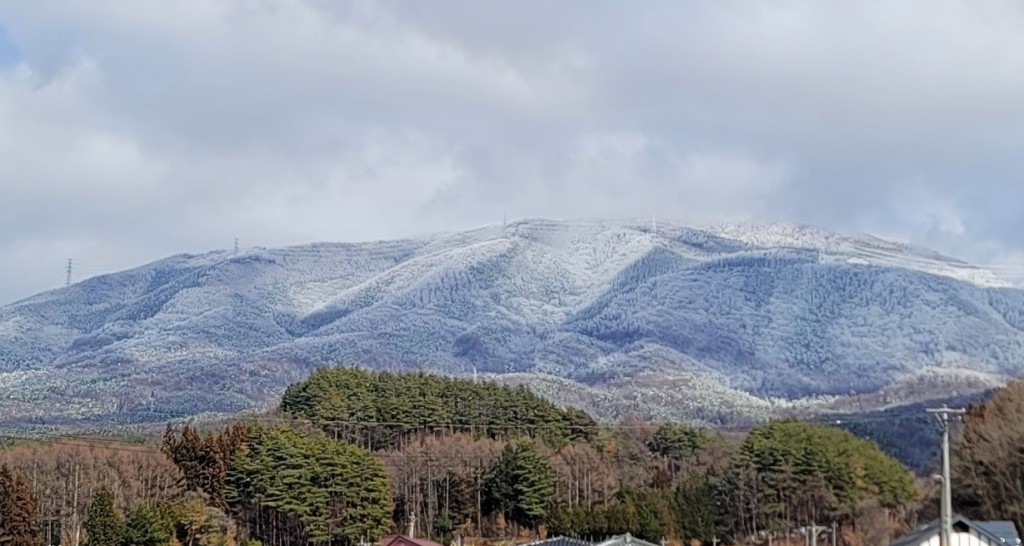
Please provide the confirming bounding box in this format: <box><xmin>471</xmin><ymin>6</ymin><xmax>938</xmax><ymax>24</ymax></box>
<box><xmin>1</xmin><ymin>219</ymin><xmax>1022</xmax><ymax>426</ymax></box>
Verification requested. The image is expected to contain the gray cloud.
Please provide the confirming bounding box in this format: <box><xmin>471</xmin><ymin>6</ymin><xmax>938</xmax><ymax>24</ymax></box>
<box><xmin>2</xmin><ymin>0</ymin><xmax>1024</xmax><ymax>303</ymax></box>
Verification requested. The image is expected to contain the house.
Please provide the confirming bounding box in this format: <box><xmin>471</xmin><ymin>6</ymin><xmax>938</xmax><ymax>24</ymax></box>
<box><xmin>594</xmin><ymin>534</ymin><xmax>664</xmax><ymax>546</ymax></box>
<box><xmin>523</xmin><ymin>537</ymin><xmax>594</xmax><ymax>546</ymax></box>
<box><xmin>891</xmin><ymin>515</ymin><xmax>1021</xmax><ymax>546</ymax></box>
<box><xmin>524</xmin><ymin>534</ymin><xmax>662</xmax><ymax>546</ymax></box>
<box><xmin>380</xmin><ymin>535</ymin><xmax>448</xmax><ymax>546</ymax></box>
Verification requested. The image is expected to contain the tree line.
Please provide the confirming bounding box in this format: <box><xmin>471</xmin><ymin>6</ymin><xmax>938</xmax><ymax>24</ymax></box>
<box><xmin>0</xmin><ymin>367</ymin><xmax>937</xmax><ymax>546</ymax></box>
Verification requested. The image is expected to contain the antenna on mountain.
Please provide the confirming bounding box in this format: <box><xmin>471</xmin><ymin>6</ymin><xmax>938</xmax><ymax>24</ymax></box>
<box><xmin>65</xmin><ymin>258</ymin><xmax>73</xmax><ymax>287</ymax></box>
<box><xmin>233</xmin><ymin>238</ymin><xmax>239</xmax><ymax>255</ymax></box>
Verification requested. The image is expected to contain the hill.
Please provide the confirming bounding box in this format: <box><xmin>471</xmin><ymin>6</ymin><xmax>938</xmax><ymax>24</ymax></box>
<box><xmin>1</xmin><ymin>219</ymin><xmax>1022</xmax><ymax>426</ymax></box>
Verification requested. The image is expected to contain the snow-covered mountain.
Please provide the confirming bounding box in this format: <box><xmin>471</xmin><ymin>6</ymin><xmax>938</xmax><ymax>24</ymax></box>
<box><xmin>1</xmin><ymin>219</ymin><xmax>1022</xmax><ymax>426</ymax></box>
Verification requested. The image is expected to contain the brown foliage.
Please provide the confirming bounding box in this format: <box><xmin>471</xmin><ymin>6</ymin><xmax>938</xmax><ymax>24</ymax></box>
<box><xmin>380</xmin><ymin>432</ymin><xmax>504</xmax><ymax>537</ymax></box>
<box><xmin>0</xmin><ymin>464</ymin><xmax>42</xmax><ymax>546</ymax></box>
<box><xmin>162</xmin><ymin>422</ymin><xmax>251</xmax><ymax>510</ymax></box>
<box><xmin>548</xmin><ymin>443</ymin><xmax>615</xmax><ymax>508</ymax></box>
<box><xmin>0</xmin><ymin>439</ymin><xmax>179</xmax><ymax>546</ymax></box>
<box><xmin>954</xmin><ymin>381</ymin><xmax>1024</xmax><ymax>529</ymax></box>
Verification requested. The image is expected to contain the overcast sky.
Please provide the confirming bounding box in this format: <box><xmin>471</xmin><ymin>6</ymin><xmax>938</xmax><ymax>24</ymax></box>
<box><xmin>2</xmin><ymin>1</ymin><xmax>1024</xmax><ymax>304</ymax></box>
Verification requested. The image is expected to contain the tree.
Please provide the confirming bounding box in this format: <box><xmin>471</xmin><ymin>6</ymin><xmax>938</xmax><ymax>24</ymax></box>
<box><xmin>162</xmin><ymin>423</ymin><xmax>249</xmax><ymax>511</ymax></box>
<box><xmin>162</xmin><ymin>493</ymin><xmax>234</xmax><ymax>546</ymax></box>
<box><xmin>725</xmin><ymin>420</ymin><xmax>916</xmax><ymax>539</ymax></box>
<box><xmin>225</xmin><ymin>425</ymin><xmax>392</xmax><ymax>546</ymax></box>
<box><xmin>955</xmin><ymin>381</ymin><xmax>1024</xmax><ymax>531</ymax></box>
<box><xmin>483</xmin><ymin>442</ymin><xmax>557</xmax><ymax>532</ymax></box>
<box><xmin>85</xmin><ymin>488</ymin><xmax>124</xmax><ymax>546</ymax></box>
<box><xmin>0</xmin><ymin>465</ymin><xmax>42</xmax><ymax>546</ymax></box>
<box><xmin>279</xmin><ymin>367</ymin><xmax>597</xmax><ymax>449</ymax></box>
<box><xmin>0</xmin><ymin>438</ymin><xmax>180</xmax><ymax>546</ymax></box>
<box><xmin>121</xmin><ymin>505</ymin><xmax>172</xmax><ymax>546</ymax></box>
<box><xmin>674</xmin><ymin>474</ymin><xmax>721</xmax><ymax>544</ymax></box>
<box><xmin>649</xmin><ymin>424</ymin><xmax>709</xmax><ymax>462</ymax></box>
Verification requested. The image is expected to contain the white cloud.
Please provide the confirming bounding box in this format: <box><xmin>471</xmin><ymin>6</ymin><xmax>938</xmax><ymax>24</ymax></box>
<box><xmin>2</xmin><ymin>0</ymin><xmax>1024</xmax><ymax>302</ymax></box>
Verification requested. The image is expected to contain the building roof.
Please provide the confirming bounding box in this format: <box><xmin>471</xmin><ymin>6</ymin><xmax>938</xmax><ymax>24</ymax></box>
<box><xmin>975</xmin><ymin>521</ymin><xmax>1023</xmax><ymax>545</ymax></box>
<box><xmin>523</xmin><ymin>537</ymin><xmax>594</xmax><ymax>546</ymax></box>
<box><xmin>891</xmin><ymin>516</ymin><xmax>1021</xmax><ymax>546</ymax></box>
<box><xmin>594</xmin><ymin>534</ymin><xmax>662</xmax><ymax>546</ymax></box>
<box><xmin>381</xmin><ymin>535</ymin><xmax>447</xmax><ymax>546</ymax></box>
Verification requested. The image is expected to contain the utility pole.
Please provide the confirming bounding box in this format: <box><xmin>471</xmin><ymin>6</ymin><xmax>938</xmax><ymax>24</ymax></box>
<box><xmin>65</xmin><ymin>258</ymin><xmax>73</xmax><ymax>287</ymax></box>
<box><xmin>927</xmin><ymin>405</ymin><xmax>966</xmax><ymax>546</ymax></box>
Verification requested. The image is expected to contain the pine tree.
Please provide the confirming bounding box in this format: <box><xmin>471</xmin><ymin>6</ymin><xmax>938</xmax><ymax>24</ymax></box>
<box><xmin>85</xmin><ymin>488</ymin><xmax>124</xmax><ymax>546</ymax></box>
<box><xmin>483</xmin><ymin>442</ymin><xmax>557</xmax><ymax>531</ymax></box>
<box><xmin>225</xmin><ymin>425</ymin><xmax>392</xmax><ymax>546</ymax></box>
<box><xmin>121</xmin><ymin>505</ymin><xmax>172</xmax><ymax>546</ymax></box>
<box><xmin>0</xmin><ymin>465</ymin><xmax>42</xmax><ymax>546</ymax></box>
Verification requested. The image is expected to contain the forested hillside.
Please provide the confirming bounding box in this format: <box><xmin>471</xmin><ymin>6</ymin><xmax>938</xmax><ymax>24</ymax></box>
<box><xmin>0</xmin><ymin>369</ymin><xmax>924</xmax><ymax>546</ymax></box>
<box><xmin>819</xmin><ymin>390</ymin><xmax>992</xmax><ymax>475</ymax></box>
<box><xmin>1</xmin><ymin>220</ymin><xmax>1020</xmax><ymax>427</ymax></box>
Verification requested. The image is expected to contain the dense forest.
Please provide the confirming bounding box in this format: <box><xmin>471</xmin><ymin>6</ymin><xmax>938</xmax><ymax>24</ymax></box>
<box><xmin>8</xmin><ymin>367</ymin><xmax>1024</xmax><ymax>546</ymax></box>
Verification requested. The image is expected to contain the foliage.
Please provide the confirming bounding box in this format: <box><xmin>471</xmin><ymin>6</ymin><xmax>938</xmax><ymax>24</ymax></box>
<box><xmin>0</xmin><ymin>464</ymin><xmax>42</xmax><ymax>546</ymax></box>
<box><xmin>0</xmin><ymin>369</ymin><xmax>929</xmax><ymax>546</ymax></box>
<box><xmin>828</xmin><ymin>390</ymin><xmax>992</xmax><ymax>475</ymax></box>
<box><xmin>280</xmin><ymin>367</ymin><xmax>598</xmax><ymax>449</ymax></box>
<box><xmin>954</xmin><ymin>381</ymin><xmax>1024</xmax><ymax>532</ymax></box>
<box><xmin>162</xmin><ymin>423</ymin><xmax>251</xmax><ymax>510</ymax></box>
<box><xmin>649</xmin><ymin>424</ymin><xmax>709</xmax><ymax>462</ymax></box>
<box><xmin>121</xmin><ymin>505</ymin><xmax>173</xmax><ymax>546</ymax></box>
<box><xmin>162</xmin><ymin>493</ymin><xmax>234</xmax><ymax>546</ymax></box>
<box><xmin>225</xmin><ymin>425</ymin><xmax>392</xmax><ymax>546</ymax></box>
<box><xmin>85</xmin><ymin>488</ymin><xmax>124</xmax><ymax>546</ymax></box>
<box><xmin>724</xmin><ymin>420</ymin><xmax>917</xmax><ymax>538</ymax></box>
<box><xmin>0</xmin><ymin>438</ymin><xmax>181</xmax><ymax>546</ymax></box>
<box><xmin>482</xmin><ymin>441</ymin><xmax>557</xmax><ymax>531</ymax></box>
<box><xmin>673</xmin><ymin>474</ymin><xmax>722</xmax><ymax>544</ymax></box>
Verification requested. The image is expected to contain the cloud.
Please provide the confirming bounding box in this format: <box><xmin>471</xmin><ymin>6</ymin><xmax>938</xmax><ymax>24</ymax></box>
<box><xmin>2</xmin><ymin>0</ymin><xmax>1024</xmax><ymax>302</ymax></box>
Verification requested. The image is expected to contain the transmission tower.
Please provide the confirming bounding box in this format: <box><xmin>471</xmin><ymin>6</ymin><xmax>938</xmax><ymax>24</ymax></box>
<box><xmin>65</xmin><ymin>258</ymin><xmax>73</xmax><ymax>287</ymax></box>
<box><xmin>234</xmin><ymin>238</ymin><xmax>239</xmax><ymax>255</ymax></box>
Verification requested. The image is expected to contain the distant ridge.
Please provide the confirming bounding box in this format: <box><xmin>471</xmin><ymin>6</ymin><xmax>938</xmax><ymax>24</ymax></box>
<box><xmin>1</xmin><ymin>218</ymin><xmax>1022</xmax><ymax>427</ymax></box>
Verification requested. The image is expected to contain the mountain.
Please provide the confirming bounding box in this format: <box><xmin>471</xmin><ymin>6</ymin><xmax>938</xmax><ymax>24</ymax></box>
<box><xmin>1</xmin><ymin>219</ymin><xmax>1022</xmax><ymax>427</ymax></box>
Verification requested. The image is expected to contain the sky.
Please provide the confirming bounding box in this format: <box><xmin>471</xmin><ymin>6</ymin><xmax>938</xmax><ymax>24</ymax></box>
<box><xmin>2</xmin><ymin>0</ymin><xmax>1024</xmax><ymax>304</ymax></box>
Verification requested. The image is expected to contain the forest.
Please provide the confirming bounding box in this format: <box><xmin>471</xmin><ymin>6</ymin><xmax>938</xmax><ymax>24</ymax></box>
<box><xmin>1</xmin><ymin>367</ymin><xmax>1021</xmax><ymax>546</ymax></box>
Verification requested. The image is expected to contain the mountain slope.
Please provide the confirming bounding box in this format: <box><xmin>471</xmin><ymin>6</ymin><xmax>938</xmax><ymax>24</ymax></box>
<box><xmin>1</xmin><ymin>219</ymin><xmax>1021</xmax><ymax>426</ymax></box>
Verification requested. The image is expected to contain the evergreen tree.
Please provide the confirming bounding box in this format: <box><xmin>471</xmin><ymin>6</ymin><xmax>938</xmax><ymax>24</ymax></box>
<box><xmin>85</xmin><ymin>488</ymin><xmax>124</xmax><ymax>546</ymax></box>
<box><xmin>0</xmin><ymin>465</ymin><xmax>42</xmax><ymax>546</ymax></box>
<box><xmin>279</xmin><ymin>367</ymin><xmax>597</xmax><ymax>449</ymax></box>
<box><xmin>483</xmin><ymin>442</ymin><xmax>557</xmax><ymax>531</ymax></box>
<box><xmin>674</xmin><ymin>474</ymin><xmax>721</xmax><ymax>544</ymax></box>
<box><xmin>121</xmin><ymin>505</ymin><xmax>172</xmax><ymax>546</ymax></box>
<box><xmin>225</xmin><ymin>425</ymin><xmax>392</xmax><ymax>546</ymax></box>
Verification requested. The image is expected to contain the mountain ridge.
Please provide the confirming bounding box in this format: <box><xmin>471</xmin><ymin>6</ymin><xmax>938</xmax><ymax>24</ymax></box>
<box><xmin>1</xmin><ymin>219</ymin><xmax>1021</xmax><ymax>427</ymax></box>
